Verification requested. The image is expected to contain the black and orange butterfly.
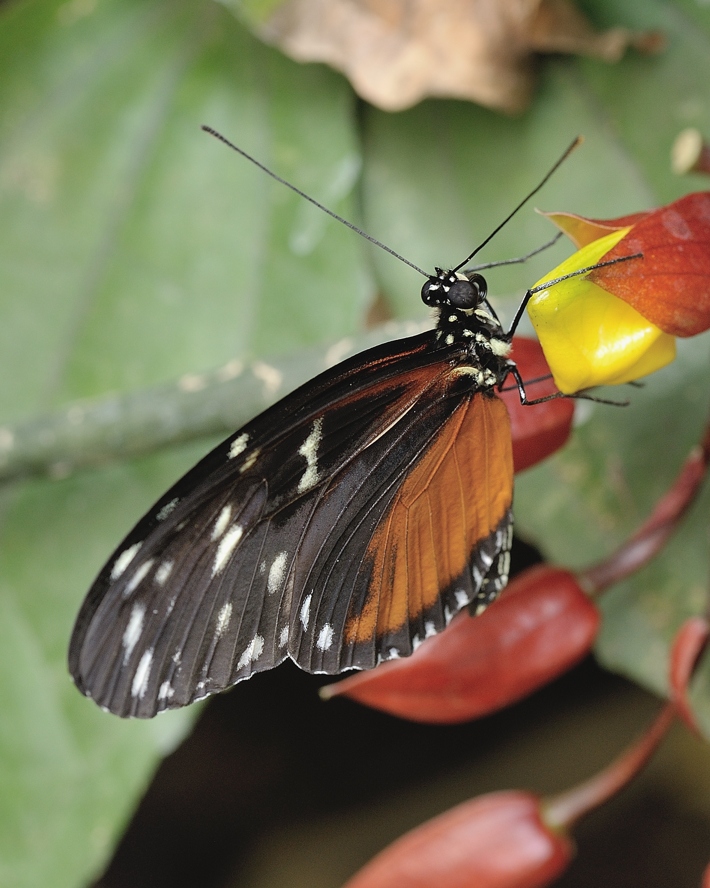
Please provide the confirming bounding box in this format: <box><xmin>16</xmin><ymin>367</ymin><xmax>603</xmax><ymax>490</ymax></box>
<box><xmin>69</xmin><ymin>130</ymin><xmax>578</xmax><ymax>718</ymax></box>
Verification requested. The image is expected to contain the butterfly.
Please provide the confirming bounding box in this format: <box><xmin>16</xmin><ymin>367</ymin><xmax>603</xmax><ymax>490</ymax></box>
<box><xmin>68</xmin><ymin>131</ymin><xmax>579</xmax><ymax>718</ymax></box>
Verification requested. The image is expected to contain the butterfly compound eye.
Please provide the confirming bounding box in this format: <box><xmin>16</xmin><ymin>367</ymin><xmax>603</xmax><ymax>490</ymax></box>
<box><xmin>448</xmin><ymin>273</ymin><xmax>487</xmax><ymax>309</ymax></box>
<box><xmin>421</xmin><ymin>278</ymin><xmax>444</xmax><ymax>306</ymax></box>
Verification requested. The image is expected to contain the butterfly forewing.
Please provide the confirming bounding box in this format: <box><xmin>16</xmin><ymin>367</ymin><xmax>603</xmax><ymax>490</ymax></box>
<box><xmin>70</xmin><ymin>332</ymin><xmax>514</xmax><ymax>717</ymax></box>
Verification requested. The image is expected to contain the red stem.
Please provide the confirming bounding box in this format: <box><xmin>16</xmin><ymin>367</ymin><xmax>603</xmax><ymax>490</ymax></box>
<box><xmin>670</xmin><ymin>616</ymin><xmax>710</xmax><ymax>734</ymax></box>
<box><xmin>580</xmin><ymin>420</ymin><xmax>710</xmax><ymax>595</ymax></box>
<box><xmin>543</xmin><ymin>704</ymin><xmax>675</xmax><ymax>830</ymax></box>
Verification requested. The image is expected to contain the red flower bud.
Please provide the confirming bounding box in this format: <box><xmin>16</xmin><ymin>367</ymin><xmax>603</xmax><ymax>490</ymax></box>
<box><xmin>503</xmin><ymin>338</ymin><xmax>574</xmax><ymax>472</ymax></box>
<box><xmin>321</xmin><ymin>566</ymin><xmax>599</xmax><ymax>723</ymax></box>
<box><xmin>344</xmin><ymin>707</ymin><xmax>674</xmax><ymax>888</ymax></box>
<box><xmin>343</xmin><ymin>791</ymin><xmax>573</xmax><ymax>888</ymax></box>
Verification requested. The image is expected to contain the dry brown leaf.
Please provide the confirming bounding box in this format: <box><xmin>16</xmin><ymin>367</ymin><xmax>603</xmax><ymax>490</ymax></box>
<box><xmin>249</xmin><ymin>0</ymin><xmax>660</xmax><ymax>113</ymax></box>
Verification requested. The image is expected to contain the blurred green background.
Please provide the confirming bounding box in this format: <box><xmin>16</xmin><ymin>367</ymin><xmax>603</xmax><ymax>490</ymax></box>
<box><xmin>1</xmin><ymin>0</ymin><xmax>709</xmax><ymax>886</ymax></box>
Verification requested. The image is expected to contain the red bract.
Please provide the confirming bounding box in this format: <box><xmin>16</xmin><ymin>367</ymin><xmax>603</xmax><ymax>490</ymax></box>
<box><xmin>503</xmin><ymin>337</ymin><xmax>574</xmax><ymax>472</ymax></box>
<box><xmin>322</xmin><ymin>567</ymin><xmax>599</xmax><ymax>723</ymax></box>
<box><xmin>342</xmin><ymin>791</ymin><xmax>573</xmax><ymax>888</ymax></box>
<box><xmin>544</xmin><ymin>192</ymin><xmax>710</xmax><ymax>337</ymax></box>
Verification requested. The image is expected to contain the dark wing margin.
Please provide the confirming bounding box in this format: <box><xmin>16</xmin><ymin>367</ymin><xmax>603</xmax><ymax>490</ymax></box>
<box><xmin>69</xmin><ymin>331</ymin><xmax>477</xmax><ymax>717</ymax></box>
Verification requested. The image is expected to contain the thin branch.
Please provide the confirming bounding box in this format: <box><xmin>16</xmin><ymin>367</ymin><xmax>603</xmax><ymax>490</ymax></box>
<box><xmin>0</xmin><ymin>322</ymin><xmax>428</xmax><ymax>483</ymax></box>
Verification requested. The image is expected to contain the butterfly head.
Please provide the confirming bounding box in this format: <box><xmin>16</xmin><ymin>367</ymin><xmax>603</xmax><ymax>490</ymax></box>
<box><xmin>421</xmin><ymin>269</ymin><xmax>488</xmax><ymax>310</ymax></box>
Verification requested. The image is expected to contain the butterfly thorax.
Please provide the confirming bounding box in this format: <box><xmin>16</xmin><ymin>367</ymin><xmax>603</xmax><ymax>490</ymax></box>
<box><xmin>422</xmin><ymin>268</ymin><xmax>512</xmax><ymax>392</ymax></box>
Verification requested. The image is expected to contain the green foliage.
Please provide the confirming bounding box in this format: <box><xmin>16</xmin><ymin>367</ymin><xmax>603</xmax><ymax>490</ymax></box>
<box><xmin>0</xmin><ymin>0</ymin><xmax>708</xmax><ymax>885</ymax></box>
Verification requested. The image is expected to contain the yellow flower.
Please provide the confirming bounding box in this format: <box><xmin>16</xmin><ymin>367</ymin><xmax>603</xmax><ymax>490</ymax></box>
<box><xmin>527</xmin><ymin>229</ymin><xmax>676</xmax><ymax>394</ymax></box>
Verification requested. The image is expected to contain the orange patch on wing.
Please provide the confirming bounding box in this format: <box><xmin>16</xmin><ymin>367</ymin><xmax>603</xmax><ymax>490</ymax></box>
<box><xmin>345</xmin><ymin>393</ymin><xmax>513</xmax><ymax>645</ymax></box>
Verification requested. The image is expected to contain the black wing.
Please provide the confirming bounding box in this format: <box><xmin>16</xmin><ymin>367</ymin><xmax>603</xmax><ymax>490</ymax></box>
<box><xmin>69</xmin><ymin>331</ymin><xmax>513</xmax><ymax>717</ymax></box>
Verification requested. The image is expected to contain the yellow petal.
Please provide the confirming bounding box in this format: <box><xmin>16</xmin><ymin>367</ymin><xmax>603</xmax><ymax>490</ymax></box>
<box><xmin>528</xmin><ymin>230</ymin><xmax>676</xmax><ymax>394</ymax></box>
<box><xmin>533</xmin><ymin>227</ymin><xmax>631</xmax><ymax>287</ymax></box>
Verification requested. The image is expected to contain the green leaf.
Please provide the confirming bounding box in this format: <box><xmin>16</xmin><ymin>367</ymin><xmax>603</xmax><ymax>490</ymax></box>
<box><xmin>3</xmin><ymin>0</ymin><xmax>710</xmax><ymax>884</ymax></box>
<box><xmin>0</xmin><ymin>0</ymin><xmax>365</xmax><ymax>886</ymax></box>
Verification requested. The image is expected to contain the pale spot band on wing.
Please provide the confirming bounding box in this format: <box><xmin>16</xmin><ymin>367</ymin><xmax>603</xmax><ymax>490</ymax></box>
<box><xmin>131</xmin><ymin>649</ymin><xmax>153</xmax><ymax>699</ymax></box>
<box><xmin>211</xmin><ymin>504</ymin><xmax>233</xmax><ymax>540</ymax></box>
<box><xmin>237</xmin><ymin>634</ymin><xmax>265</xmax><ymax>669</ymax></box>
<box><xmin>228</xmin><ymin>433</ymin><xmax>249</xmax><ymax>460</ymax></box>
<box><xmin>267</xmin><ymin>551</ymin><xmax>288</xmax><ymax>595</ymax></box>
<box><xmin>297</xmin><ymin>418</ymin><xmax>323</xmax><ymax>493</ymax></box>
<box><xmin>212</xmin><ymin>524</ymin><xmax>244</xmax><ymax>576</ymax></box>
<box><xmin>111</xmin><ymin>541</ymin><xmax>142</xmax><ymax>581</ymax></box>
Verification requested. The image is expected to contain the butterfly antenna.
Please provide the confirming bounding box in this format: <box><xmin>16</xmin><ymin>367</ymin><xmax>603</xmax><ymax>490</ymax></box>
<box><xmin>202</xmin><ymin>126</ymin><xmax>429</xmax><ymax>278</ymax></box>
<box><xmin>452</xmin><ymin>136</ymin><xmax>583</xmax><ymax>274</ymax></box>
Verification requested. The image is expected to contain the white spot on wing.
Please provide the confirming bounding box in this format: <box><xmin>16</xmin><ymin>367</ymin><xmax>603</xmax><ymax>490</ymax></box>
<box><xmin>239</xmin><ymin>449</ymin><xmax>260</xmax><ymax>473</ymax></box>
<box><xmin>158</xmin><ymin>681</ymin><xmax>174</xmax><ymax>702</ymax></box>
<box><xmin>212</xmin><ymin>524</ymin><xmax>243</xmax><ymax>575</ymax></box>
<box><xmin>237</xmin><ymin>634</ymin><xmax>265</xmax><ymax>668</ymax></box>
<box><xmin>111</xmin><ymin>541</ymin><xmax>142</xmax><ymax>581</ymax></box>
<box><xmin>300</xmin><ymin>593</ymin><xmax>313</xmax><ymax>630</ymax></box>
<box><xmin>212</xmin><ymin>504</ymin><xmax>233</xmax><ymax>540</ymax></box>
<box><xmin>123</xmin><ymin>604</ymin><xmax>145</xmax><ymax>662</ymax></box>
<box><xmin>215</xmin><ymin>602</ymin><xmax>232</xmax><ymax>637</ymax></box>
<box><xmin>316</xmin><ymin>623</ymin><xmax>334</xmax><ymax>651</ymax></box>
<box><xmin>131</xmin><ymin>649</ymin><xmax>153</xmax><ymax>698</ymax></box>
<box><xmin>279</xmin><ymin>626</ymin><xmax>289</xmax><ymax>648</ymax></box>
<box><xmin>454</xmin><ymin>589</ymin><xmax>469</xmax><ymax>610</ymax></box>
<box><xmin>155</xmin><ymin>560</ymin><xmax>174</xmax><ymax>586</ymax></box>
<box><xmin>125</xmin><ymin>559</ymin><xmax>154</xmax><ymax>596</ymax></box>
<box><xmin>424</xmin><ymin>621</ymin><xmax>436</xmax><ymax>638</ymax></box>
<box><xmin>229</xmin><ymin>433</ymin><xmax>249</xmax><ymax>459</ymax></box>
<box><xmin>297</xmin><ymin>418</ymin><xmax>322</xmax><ymax>493</ymax></box>
<box><xmin>267</xmin><ymin>551</ymin><xmax>288</xmax><ymax>595</ymax></box>
<box><xmin>156</xmin><ymin>498</ymin><xmax>179</xmax><ymax>521</ymax></box>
